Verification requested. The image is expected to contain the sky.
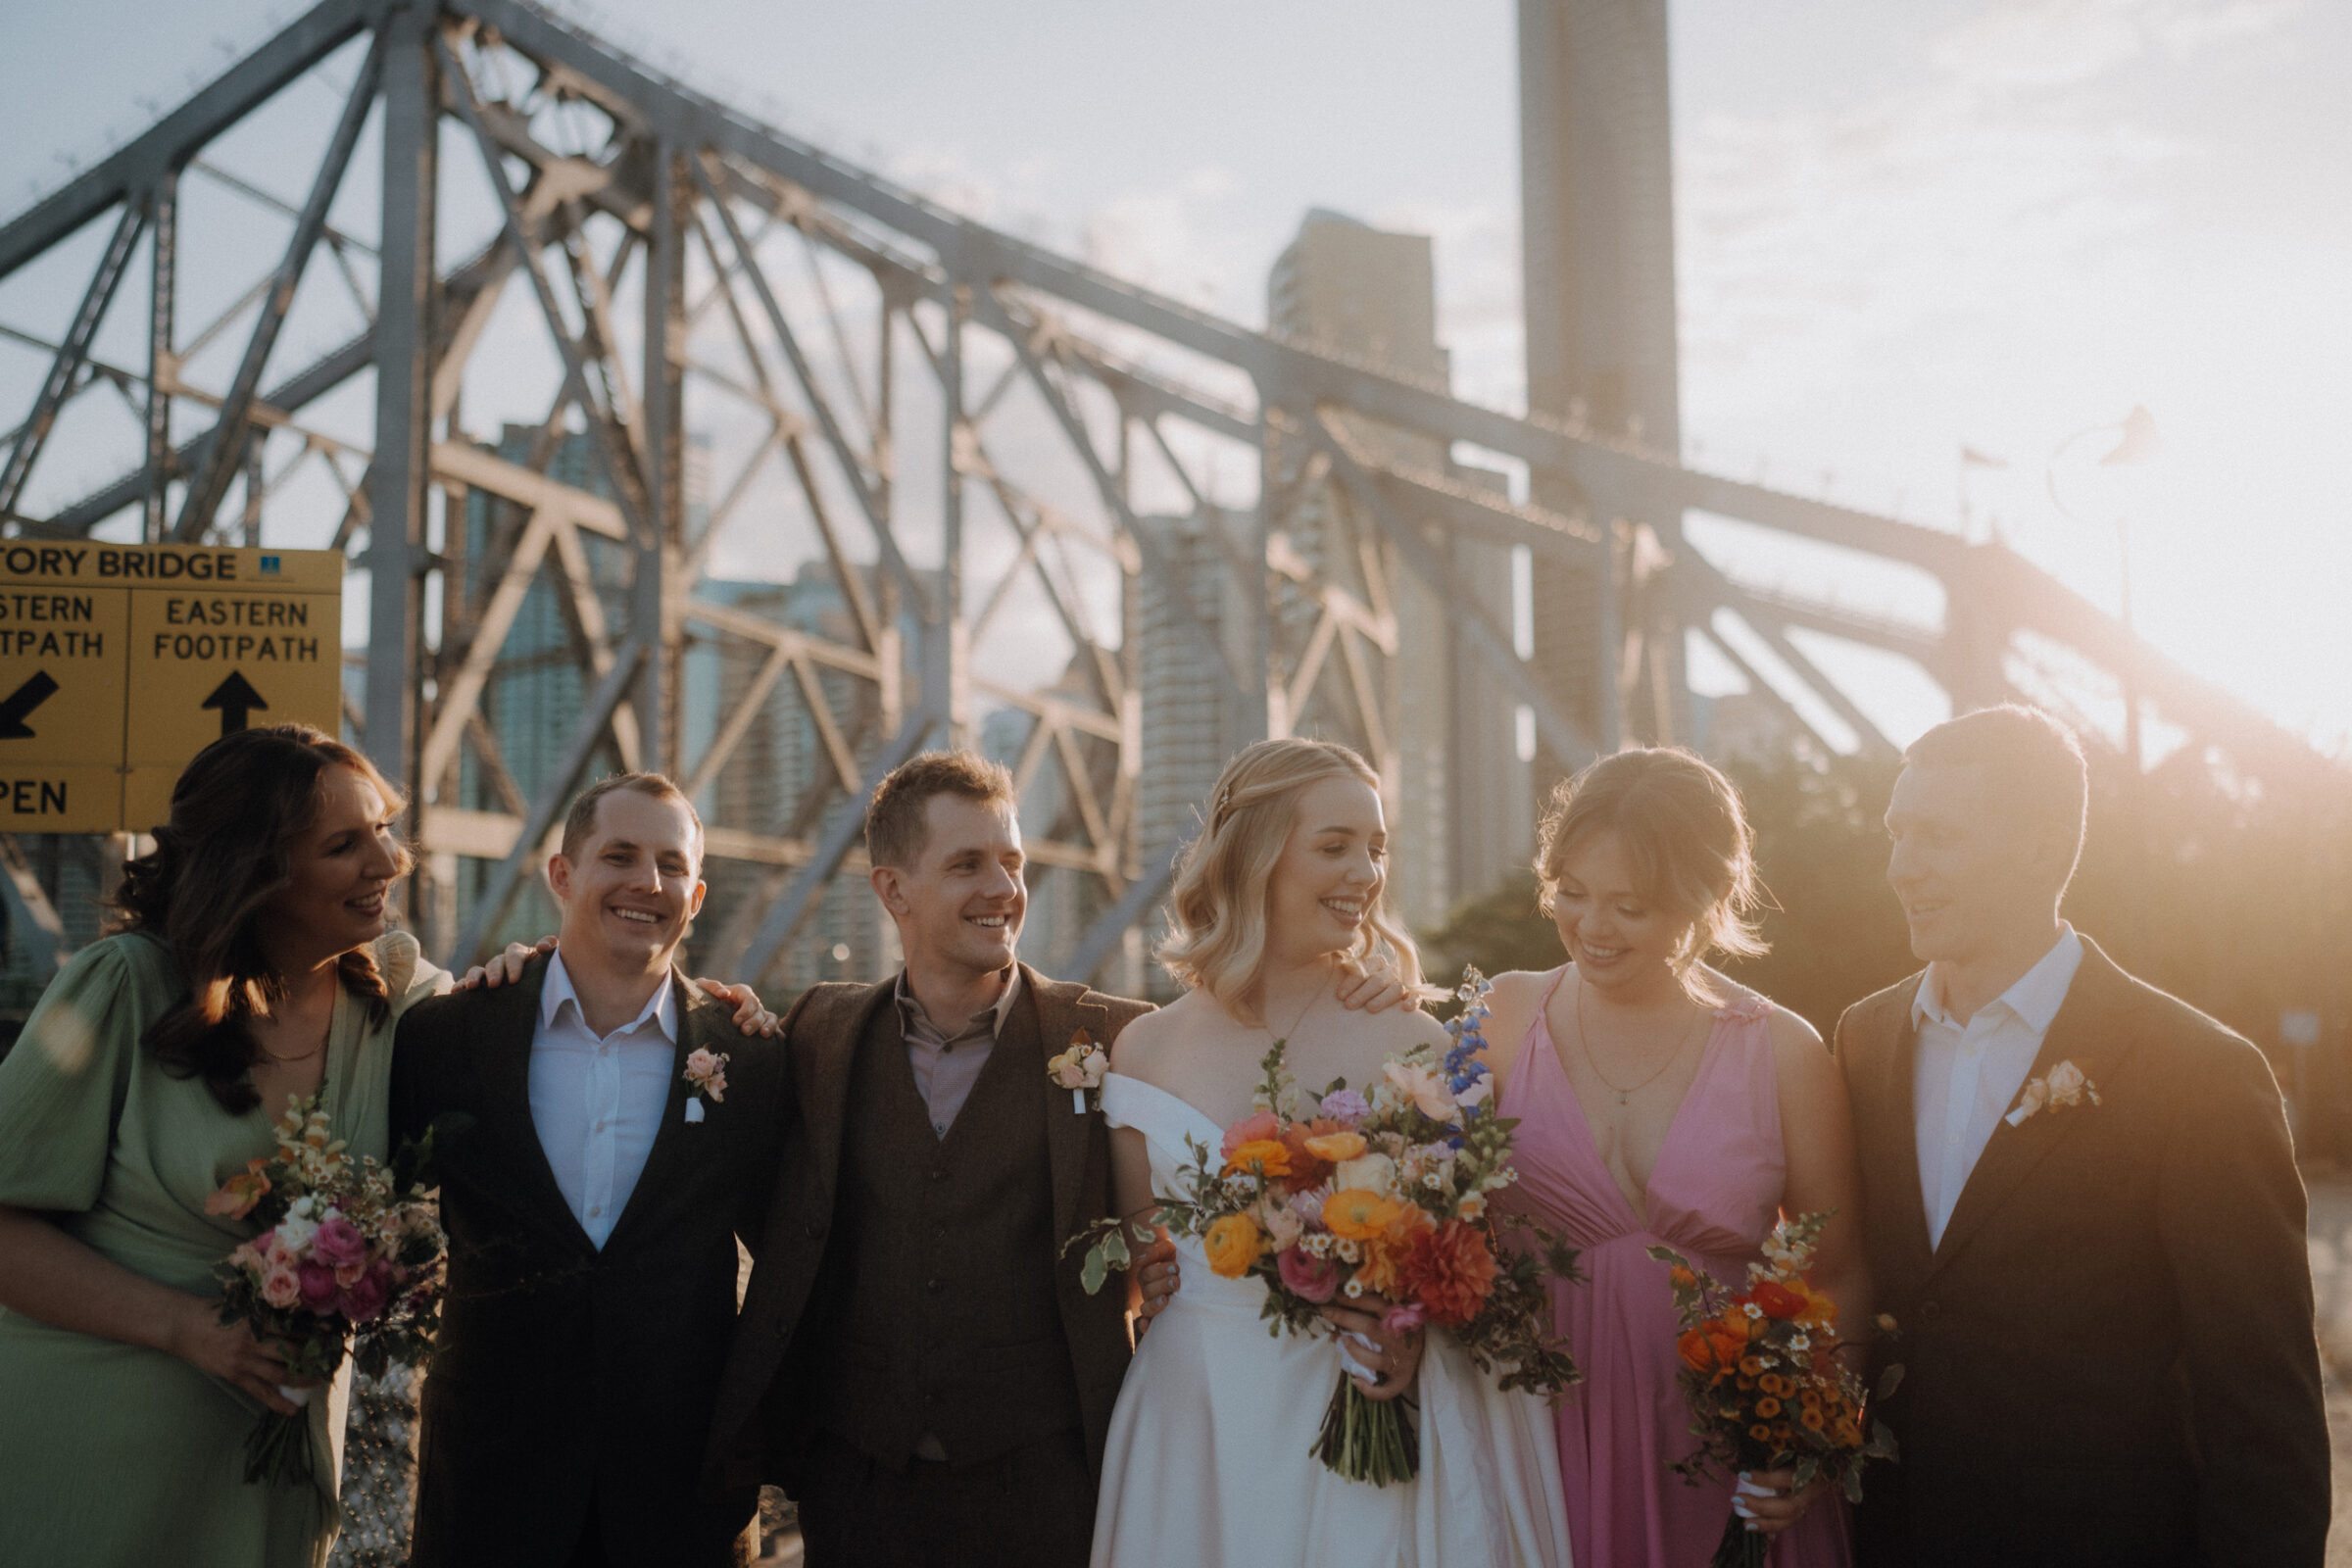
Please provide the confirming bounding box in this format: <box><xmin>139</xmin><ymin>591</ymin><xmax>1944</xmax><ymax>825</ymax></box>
<box><xmin>2</xmin><ymin>0</ymin><xmax>2346</xmax><ymax>751</ymax></box>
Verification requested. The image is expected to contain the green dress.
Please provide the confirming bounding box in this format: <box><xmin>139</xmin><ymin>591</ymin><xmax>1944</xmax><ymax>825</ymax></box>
<box><xmin>0</xmin><ymin>928</ymin><xmax>448</xmax><ymax>1568</ymax></box>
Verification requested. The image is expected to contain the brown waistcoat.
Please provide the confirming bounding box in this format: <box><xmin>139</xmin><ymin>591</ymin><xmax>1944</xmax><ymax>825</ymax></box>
<box><xmin>815</xmin><ymin>986</ymin><xmax>1084</xmax><ymax>1468</ymax></box>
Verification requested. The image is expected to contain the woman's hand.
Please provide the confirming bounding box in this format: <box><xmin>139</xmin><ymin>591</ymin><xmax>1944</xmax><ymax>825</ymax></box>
<box><xmin>168</xmin><ymin>1301</ymin><xmax>307</xmax><ymax>1415</ymax></box>
<box><xmin>1334</xmin><ymin>954</ymin><xmax>1423</xmax><ymax>1015</ymax></box>
<box><xmin>454</xmin><ymin>935</ymin><xmax>559</xmax><ymax>991</ymax></box>
<box><xmin>1734</xmin><ymin>1468</ymin><xmax>1827</xmax><ymax>1537</ymax></box>
<box><xmin>692</xmin><ymin>979</ymin><xmax>779</xmax><ymax>1036</ymax></box>
<box><xmin>1318</xmin><ymin>1294</ymin><xmax>1425</xmax><ymax>1402</ymax></box>
<box><xmin>1131</xmin><ymin>1234</ymin><xmax>1180</xmax><ymax>1332</ymax></box>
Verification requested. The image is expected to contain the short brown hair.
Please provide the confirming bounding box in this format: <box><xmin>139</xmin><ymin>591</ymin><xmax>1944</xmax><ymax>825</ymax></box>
<box><xmin>1535</xmin><ymin>747</ymin><xmax>1765</xmax><ymax>996</ymax></box>
<box><xmin>562</xmin><ymin>773</ymin><xmax>703</xmax><ymax>866</ymax></box>
<box><xmin>1903</xmin><ymin>704</ymin><xmax>2088</xmax><ymax>886</ymax></box>
<box><xmin>866</xmin><ymin>751</ymin><xmax>1016</xmax><ymax>869</ymax></box>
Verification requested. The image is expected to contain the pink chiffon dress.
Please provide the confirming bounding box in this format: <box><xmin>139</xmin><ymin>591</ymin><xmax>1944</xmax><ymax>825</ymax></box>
<box><xmin>1496</xmin><ymin>966</ymin><xmax>1851</xmax><ymax>1568</ymax></box>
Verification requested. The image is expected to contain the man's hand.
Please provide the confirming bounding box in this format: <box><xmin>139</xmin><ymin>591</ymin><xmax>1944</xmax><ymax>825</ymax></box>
<box><xmin>454</xmin><ymin>935</ymin><xmax>559</xmax><ymax>991</ymax></box>
<box><xmin>1318</xmin><ymin>1295</ymin><xmax>1425</xmax><ymax>1402</ymax></box>
<box><xmin>1132</xmin><ymin>1234</ymin><xmax>1180</xmax><ymax>1336</ymax></box>
<box><xmin>1335</xmin><ymin>954</ymin><xmax>1424</xmax><ymax>1015</ymax></box>
<box><xmin>692</xmin><ymin>978</ymin><xmax>780</xmax><ymax>1036</ymax></box>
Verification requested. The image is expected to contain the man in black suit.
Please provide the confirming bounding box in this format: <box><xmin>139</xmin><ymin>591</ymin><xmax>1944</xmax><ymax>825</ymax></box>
<box><xmin>394</xmin><ymin>773</ymin><xmax>788</xmax><ymax>1568</ymax></box>
<box><xmin>1837</xmin><ymin>705</ymin><xmax>2329</xmax><ymax>1567</ymax></box>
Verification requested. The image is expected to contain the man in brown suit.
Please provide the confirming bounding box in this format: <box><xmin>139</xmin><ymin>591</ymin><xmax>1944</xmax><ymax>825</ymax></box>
<box><xmin>1838</xmin><ymin>705</ymin><xmax>2328</xmax><ymax>1566</ymax></box>
<box><xmin>706</xmin><ymin>750</ymin><xmax>1403</xmax><ymax>1566</ymax></box>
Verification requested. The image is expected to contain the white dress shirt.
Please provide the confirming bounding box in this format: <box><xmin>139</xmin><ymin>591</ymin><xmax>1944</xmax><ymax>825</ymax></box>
<box><xmin>1912</xmin><ymin>924</ymin><xmax>2084</xmax><ymax>1250</ymax></box>
<box><xmin>527</xmin><ymin>954</ymin><xmax>678</xmax><ymax>1250</ymax></box>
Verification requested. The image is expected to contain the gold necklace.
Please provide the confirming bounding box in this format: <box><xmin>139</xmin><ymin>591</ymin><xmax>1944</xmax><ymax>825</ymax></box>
<box><xmin>1573</xmin><ymin>975</ymin><xmax>1706</xmax><ymax>1106</ymax></box>
<box><xmin>1267</xmin><ymin>962</ymin><xmax>1329</xmax><ymax>1046</ymax></box>
<box><xmin>254</xmin><ymin>1006</ymin><xmax>332</xmax><ymax>1064</ymax></box>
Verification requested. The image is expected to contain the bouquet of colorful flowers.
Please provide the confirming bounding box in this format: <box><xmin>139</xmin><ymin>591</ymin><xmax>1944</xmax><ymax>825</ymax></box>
<box><xmin>1647</xmin><ymin>1213</ymin><xmax>1899</xmax><ymax>1568</ymax></box>
<box><xmin>1075</xmin><ymin>969</ymin><xmax>1581</xmax><ymax>1485</ymax></box>
<box><xmin>205</xmin><ymin>1094</ymin><xmax>460</xmax><ymax>1485</ymax></box>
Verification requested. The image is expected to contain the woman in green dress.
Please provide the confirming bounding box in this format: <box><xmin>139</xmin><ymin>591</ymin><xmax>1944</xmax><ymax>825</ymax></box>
<box><xmin>0</xmin><ymin>724</ymin><xmax>450</xmax><ymax>1568</ymax></box>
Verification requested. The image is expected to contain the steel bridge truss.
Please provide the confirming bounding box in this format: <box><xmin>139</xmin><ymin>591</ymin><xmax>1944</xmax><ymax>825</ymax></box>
<box><xmin>0</xmin><ymin>0</ymin><xmax>2312</xmax><ymax>985</ymax></box>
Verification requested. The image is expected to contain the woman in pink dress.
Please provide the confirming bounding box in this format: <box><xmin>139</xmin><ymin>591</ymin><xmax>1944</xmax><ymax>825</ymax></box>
<box><xmin>1483</xmin><ymin>748</ymin><xmax>1870</xmax><ymax>1568</ymax></box>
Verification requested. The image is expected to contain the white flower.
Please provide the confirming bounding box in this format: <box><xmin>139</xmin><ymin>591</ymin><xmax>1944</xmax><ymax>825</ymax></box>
<box><xmin>276</xmin><ymin>1214</ymin><xmax>318</xmax><ymax>1253</ymax></box>
<box><xmin>1334</xmin><ymin>1152</ymin><xmax>1397</xmax><ymax>1196</ymax></box>
<box><xmin>1455</xmin><ymin>1077</ymin><xmax>1494</xmax><ymax>1108</ymax></box>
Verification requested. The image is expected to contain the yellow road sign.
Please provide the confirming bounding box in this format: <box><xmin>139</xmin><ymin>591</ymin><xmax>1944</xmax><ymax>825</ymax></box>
<box><xmin>0</xmin><ymin>542</ymin><xmax>344</xmax><ymax>833</ymax></box>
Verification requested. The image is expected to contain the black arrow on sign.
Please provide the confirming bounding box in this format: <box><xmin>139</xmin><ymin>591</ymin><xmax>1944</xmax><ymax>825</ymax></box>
<box><xmin>202</xmin><ymin>670</ymin><xmax>268</xmax><ymax>736</ymax></box>
<box><xmin>0</xmin><ymin>670</ymin><xmax>59</xmax><ymax>740</ymax></box>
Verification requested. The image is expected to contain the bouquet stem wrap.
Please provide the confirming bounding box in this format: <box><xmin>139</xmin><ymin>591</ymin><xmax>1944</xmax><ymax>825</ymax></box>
<box><xmin>1708</xmin><ymin>1506</ymin><xmax>1770</xmax><ymax>1568</ymax></box>
<box><xmin>1311</xmin><ymin>1371</ymin><xmax>1419</xmax><ymax>1487</ymax></box>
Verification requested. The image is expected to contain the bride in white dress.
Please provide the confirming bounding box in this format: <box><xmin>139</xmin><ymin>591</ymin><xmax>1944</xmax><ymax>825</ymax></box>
<box><xmin>1092</xmin><ymin>739</ymin><xmax>1571</xmax><ymax>1568</ymax></box>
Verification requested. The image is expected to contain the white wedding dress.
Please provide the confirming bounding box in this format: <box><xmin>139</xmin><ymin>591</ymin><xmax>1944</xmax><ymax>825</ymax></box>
<box><xmin>1091</xmin><ymin>1072</ymin><xmax>1574</xmax><ymax>1568</ymax></box>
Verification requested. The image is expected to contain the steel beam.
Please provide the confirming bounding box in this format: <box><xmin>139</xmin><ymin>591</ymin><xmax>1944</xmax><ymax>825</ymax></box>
<box><xmin>173</xmin><ymin>31</ymin><xmax>386</xmax><ymax>541</ymax></box>
<box><xmin>367</xmin><ymin>6</ymin><xmax>435</xmax><ymax>799</ymax></box>
<box><xmin>0</xmin><ymin>203</ymin><xmax>145</xmax><ymax>518</ymax></box>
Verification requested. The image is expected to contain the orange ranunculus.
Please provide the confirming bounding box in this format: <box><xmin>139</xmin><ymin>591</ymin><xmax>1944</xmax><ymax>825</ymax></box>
<box><xmin>1751</xmin><ymin>1280</ymin><xmax>1806</xmax><ymax>1320</ymax></box>
<box><xmin>1203</xmin><ymin>1213</ymin><xmax>1266</xmax><ymax>1278</ymax></box>
<box><xmin>1302</xmin><ymin>1130</ymin><xmax>1366</xmax><ymax>1163</ymax></box>
<box><xmin>205</xmin><ymin>1158</ymin><xmax>271</xmax><ymax>1219</ymax></box>
<box><xmin>1223</xmin><ymin>1139</ymin><xmax>1293</xmax><ymax>1180</ymax></box>
<box><xmin>1324</xmin><ymin>1189</ymin><xmax>1404</xmax><ymax>1241</ymax></box>
<box><xmin>1678</xmin><ymin>1327</ymin><xmax>1730</xmax><ymax>1375</ymax></box>
<box><xmin>1396</xmin><ymin>1218</ymin><xmax>1498</xmax><ymax>1328</ymax></box>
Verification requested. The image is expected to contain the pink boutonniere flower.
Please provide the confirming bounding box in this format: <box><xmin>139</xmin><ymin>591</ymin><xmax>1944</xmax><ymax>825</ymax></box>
<box><xmin>1048</xmin><ymin>1029</ymin><xmax>1108</xmax><ymax>1114</ymax></box>
<box><xmin>2005</xmin><ymin>1058</ymin><xmax>2100</xmax><ymax>1128</ymax></box>
<box><xmin>682</xmin><ymin>1049</ymin><xmax>730</xmax><ymax>1123</ymax></box>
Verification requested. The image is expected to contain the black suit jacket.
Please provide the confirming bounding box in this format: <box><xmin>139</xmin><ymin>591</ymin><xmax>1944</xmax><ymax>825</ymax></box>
<box><xmin>391</xmin><ymin>956</ymin><xmax>789</xmax><ymax>1568</ymax></box>
<box><xmin>1836</xmin><ymin>937</ymin><xmax>2329</xmax><ymax>1568</ymax></box>
<box><xmin>702</xmin><ymin>961</ymin><xmax>1152</xmax><ymax>1494</ymax></box>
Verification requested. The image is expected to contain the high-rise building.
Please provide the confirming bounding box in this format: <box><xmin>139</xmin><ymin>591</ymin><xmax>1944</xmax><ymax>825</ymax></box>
<box><xmin>1265</xmin><ymin>211</ymin><xmax>1533</xmax><ymax>933</ymax></box>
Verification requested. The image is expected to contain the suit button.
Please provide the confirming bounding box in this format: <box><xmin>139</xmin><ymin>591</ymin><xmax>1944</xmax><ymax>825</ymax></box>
<box><xmin>933</xmin><ymin>1226</ymin><xmax>948</xmax><ymax>1243</ymax></box>
<box><xmin>805</xmin><ymin>1218</ymin><xmax>826</xmax><ymax>1240</ymax></box>
<box><xmin>926</xmin><ymin>1277</ymin><xmax>943</xmax><ymax>1293</ymax></box>
<box><xmin>771</xmin><ymin>1312</ymin><xmax>792</xmax><ymax>1337</ymax></box>
<box><xmin>1920</xmin><ymin>1299</ymin><xmax>1942</xmax><ymax>1322</ymax></box>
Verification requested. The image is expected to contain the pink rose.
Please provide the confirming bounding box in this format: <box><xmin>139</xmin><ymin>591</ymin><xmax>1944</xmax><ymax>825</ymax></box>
<box><xmin>297</xmin><ymin>1260</ymin><xmax>340</xmax><ymax>1313</ymax></box>
<box><xmin>686</xmin><ymin>1048</ymin><xmax>722</xmax><ymax>1078</ymax></box>
<box><xmin>1277</xmin><ymin>1245</ymin><xmax>1342</xmax><ymax>1304</ymax></box>
<box><xmin>1219</xmin><ymin>1111</ymin><xmax>1282</xmax><ymax>1166</ymax></box>
<box><xmin>261</xmin><ymin>1264</ymin><xmax>302</xmax><ymax>1309</ymax></box>
<box><xmin>340</xmin><ymin>1263</ymin><xmax>393</xmax><ymax>1324</ymax></box>
<box><xmin>334</xmin><ymin>1258</ymin><xmax>368</xmax><ymax>1289</ymax></box>
<box><xmin>310</xmin><ymin>1215</ymin><xmax>368</xmax><ymax>1271</ymax></box>
<box><xmin>1260</xmin><ymin>1201</ymin><xmax>1303</xmax><ymax>1252</ymax></box>
<box><xmin>1382</xmin><ymin>1303</ymin><xmax>1426</xmax><ymax>1335</ymax></box>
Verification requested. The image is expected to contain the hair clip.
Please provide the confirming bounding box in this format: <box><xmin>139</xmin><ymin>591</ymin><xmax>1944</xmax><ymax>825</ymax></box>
<box><xmin>1211</xmin><ymin>783</ymin><xmax>1234</xmax><ymax>826</ymax></box>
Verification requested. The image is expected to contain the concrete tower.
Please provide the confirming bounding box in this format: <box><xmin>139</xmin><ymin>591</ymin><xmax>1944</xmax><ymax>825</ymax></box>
<box><xmin>1518</xmin><ymin>0</ymin><xmax>1690</xmax><ymax>760</ymax></box>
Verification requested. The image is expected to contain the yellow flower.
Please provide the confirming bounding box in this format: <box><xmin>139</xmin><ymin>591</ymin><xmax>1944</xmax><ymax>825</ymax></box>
<box><xmin>1302</xmin><ymin>1131</ymin><xmax>1366</xmax><ymax>1163</ymax></box>
<box><xmin>1323</xmin><ymin>1189</ymin><xmax>1404</xmax><ymax>1241</ymax></box>
<box><xmin>1222</xmin><ymin>1139</ymin><xmax>1293</xmax><ymax>1179</ymax></box>
<box><xmin>1203</xmin><ymin>1213</ymin><xmax>1265</xmax><ymax>1278</ymax></box>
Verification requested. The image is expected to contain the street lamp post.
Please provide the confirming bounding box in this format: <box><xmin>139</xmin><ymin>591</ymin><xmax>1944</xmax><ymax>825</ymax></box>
<box><xmin>2045</xmin><ymin>405</ymin><xmax>2162</xmax><ymax>767</ymax></box>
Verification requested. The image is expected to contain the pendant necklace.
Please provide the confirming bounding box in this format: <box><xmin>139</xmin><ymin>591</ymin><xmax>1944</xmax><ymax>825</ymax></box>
<box><xmin>1574</xmin><ymin>974</ymin><xmax>1705</xmax><ymax>1106</ymax></box>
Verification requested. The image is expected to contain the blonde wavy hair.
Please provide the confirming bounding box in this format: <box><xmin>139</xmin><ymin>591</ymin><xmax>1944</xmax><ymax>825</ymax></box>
<box><xmin>1157</xmin><ymin>738</ymin><xmax>1425</xmax><ymax>1020</ymax></box>
<box><xmin>1534</xmin><ymin>746</ymin><xmax>1767</xmax><ymax>1003</ymax></box>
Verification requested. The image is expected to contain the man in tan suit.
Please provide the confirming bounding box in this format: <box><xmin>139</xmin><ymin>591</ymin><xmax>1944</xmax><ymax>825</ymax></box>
<box><xmin>705</xmin><ymin>751</ymin><xmax>1408</xmax><ymax>1567</ymax></box>
<box><xmin>1837</xmin><ymin>705</ymin><xmax>2328</xmax><ymax>1566</ymax></box>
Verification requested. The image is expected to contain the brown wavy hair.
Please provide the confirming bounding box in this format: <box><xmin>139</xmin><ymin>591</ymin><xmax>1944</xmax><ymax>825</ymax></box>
<box><xmin>109</xmin><ymin>724</ymin><xmax>415</xmax><ymax>1112</ymax></box>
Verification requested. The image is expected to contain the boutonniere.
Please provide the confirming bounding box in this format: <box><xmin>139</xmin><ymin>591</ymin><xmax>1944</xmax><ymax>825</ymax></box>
<box><xmin>1047</xmin><ymin>1029</ymin><xmax>1108</xmax><ymax>1114</ymax></box>
<box><xmin>682</xmin><ymin>1049</ymin><xmax>731</xmax><ymax>1123</ymax></box>
<box><xmin>2005</xmin><ymin>1058</ymin><xmax>2099</xmax><ymax>1127</ymax></box>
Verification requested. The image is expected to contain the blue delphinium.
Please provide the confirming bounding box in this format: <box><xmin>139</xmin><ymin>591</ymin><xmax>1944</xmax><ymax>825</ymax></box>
<box><xmin>1443</xmin><ymin>966</ymin><xmax>1495</xmax><ymax>1140</ymax></box>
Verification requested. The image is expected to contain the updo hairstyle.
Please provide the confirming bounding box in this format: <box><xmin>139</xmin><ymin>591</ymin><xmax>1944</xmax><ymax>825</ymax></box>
<box><xmin>1534</xmin><ymin>747</ymin><xmax>1766</xmax><ymax>998</ymax></box>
